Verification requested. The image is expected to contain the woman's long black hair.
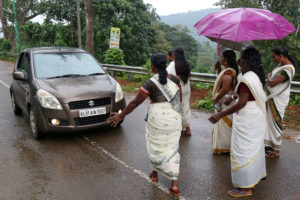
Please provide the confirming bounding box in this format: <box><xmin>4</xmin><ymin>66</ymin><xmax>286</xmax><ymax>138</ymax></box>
<box><xmin>241</xmin><ymin>46</ymin><xmax>266</xmax><ymax>86</ymax></box>
<box><xmin>174</xmin><ymin>47</ymin><xmax>191</xmax><ymax>84</ymax></box>
<box><xmin>150</xmin><ymin>53</ymin><xmax>168</xmax><ymax>85</ymax></box>
<box><xmin>272</xmin><ymin>46</ymin><xmax>295</xmax><ymax>66</ymax></box>
<box><xmin>223</xmin><ymin>50</ymin><xmax>239</xmax><ymax>75</ymax></box>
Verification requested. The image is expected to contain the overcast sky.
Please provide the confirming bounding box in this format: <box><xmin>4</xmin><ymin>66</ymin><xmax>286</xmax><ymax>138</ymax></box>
<box><xmin>143</xmin><ymin>0</ymin><xmax>220</xmax><ymax>16</ymax></box>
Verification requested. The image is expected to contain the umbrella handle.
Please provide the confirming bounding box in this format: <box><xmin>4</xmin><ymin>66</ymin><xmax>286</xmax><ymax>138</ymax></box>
<box><xmin>217</xmin><ymin>37</ymin><xmax>221</xmax><ymax>56</ymax></box>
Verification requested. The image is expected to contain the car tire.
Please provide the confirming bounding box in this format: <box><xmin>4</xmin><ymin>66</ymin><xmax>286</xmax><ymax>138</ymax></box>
<box><xmin>11</xmin><ymin>93</ymin><xmax>22</xmax><ymax>115</ymax></box>
<box><xmin>29</xmin><ymin>108</ymin><xmax>44</xmax><ymax>140</ymax></box>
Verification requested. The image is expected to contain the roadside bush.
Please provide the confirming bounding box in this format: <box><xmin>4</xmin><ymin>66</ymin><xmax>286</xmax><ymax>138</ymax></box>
<box><xmin>191</xmin><ymin>82</ymin><xmax>214</xmax><ymax>90</ymax></box>
<box><xmin>103</xmin><ymin>48</ymin><xmax>125</xmax><ymax>65</ymax></box>
<box><xmin>289</xmin><ymin>94</ymin><xmax>300</xmax><ymax>106</ymax></box>
<box><xmin>0</xmin><ymin>39</ymin><xmax>12</xmax><ymax>52</ymax></box>
<box><xmin>196</xmin><ymin>98</ymin><xmax>214</xmax><ymax>111</ymax></box>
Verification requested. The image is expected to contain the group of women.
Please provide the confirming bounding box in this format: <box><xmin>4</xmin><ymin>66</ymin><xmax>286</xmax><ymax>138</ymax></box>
<box><xmin>107</xmin><ymin>45</ymin><xmax>295</xmax><ymax>198</ymax></box>
<box><xmin>209</xmin><ymin>46</ymin><xmax>295</xmax><ymax>197</ymax></box>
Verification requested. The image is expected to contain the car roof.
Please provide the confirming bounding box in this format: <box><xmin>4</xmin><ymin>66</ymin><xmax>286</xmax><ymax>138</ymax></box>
<box><xmin>22</xmin><ymin>47</ymin><xmax>86</xmax><ymax>54</ymax></box>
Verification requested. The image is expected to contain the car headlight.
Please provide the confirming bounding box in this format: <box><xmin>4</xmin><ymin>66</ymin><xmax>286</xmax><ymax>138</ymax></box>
<box><xmin>37</xmin><ymin>89</ymin><xmax>63</xmax><ymax>110</ymax></box>
<box><xmin>115</xmin><ymin>82</ymin><xmax>124</xmax><ymax>103</ymax></box>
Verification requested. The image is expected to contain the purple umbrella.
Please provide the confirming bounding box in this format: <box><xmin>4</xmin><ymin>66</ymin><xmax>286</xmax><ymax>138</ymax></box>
<box><xmin>194</xmin><ymin>8</ymin><xmax>296</xmax><ymax>55</ymax></box>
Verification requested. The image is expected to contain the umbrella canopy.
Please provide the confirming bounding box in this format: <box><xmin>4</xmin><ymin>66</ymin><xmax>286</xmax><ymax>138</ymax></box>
<box><xmin>194</xmin><ymin>8</ymin><xmax>296</xmax><ymax>54</ymax></box>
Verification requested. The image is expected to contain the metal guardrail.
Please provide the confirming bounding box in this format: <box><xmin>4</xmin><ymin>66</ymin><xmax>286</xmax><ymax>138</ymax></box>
<box><xmin>101</xmin><ymin>63</ymin><xmax>300</xmax><ymax>94</ymax></box>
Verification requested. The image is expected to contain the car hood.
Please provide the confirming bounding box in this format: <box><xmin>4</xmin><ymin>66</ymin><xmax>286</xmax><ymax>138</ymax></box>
<box><xmin>35</xmin><ymin>75</ymin><xmax>116</xmax><ymax>103</ymax></box>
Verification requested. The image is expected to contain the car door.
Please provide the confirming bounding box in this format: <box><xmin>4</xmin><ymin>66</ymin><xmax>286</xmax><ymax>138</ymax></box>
<box><xmin>14</xmin><ymin>52</ymin><xmax>31</xmax><ymax>112</ymax></box>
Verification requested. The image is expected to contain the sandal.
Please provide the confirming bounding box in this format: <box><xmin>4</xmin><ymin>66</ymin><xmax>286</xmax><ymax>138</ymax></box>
<box><xmin>149</xmin><ymin>172</ymin><xmax>158</xmax><ymax>182</ymax></box>
<box><xmin>227</xmin><ymin>189</ymin><xmax>253</xmax><ymax>197</ymax></box>
<box><xmin>265</xmin><ymin>150</ymin><xmax>280</xmax><ymax>158</ymax></box>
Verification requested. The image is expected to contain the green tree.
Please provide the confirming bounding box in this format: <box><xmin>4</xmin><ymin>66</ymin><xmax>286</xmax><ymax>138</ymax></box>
<box><xmin>0</xmin><ymin>0</ymin><xmax>48</xmax><ymax>49</ymax></box>
<box><xmin>19</xmin><ymin>20</ymin><xmax>72</xmax><ymax>49</ymax></box>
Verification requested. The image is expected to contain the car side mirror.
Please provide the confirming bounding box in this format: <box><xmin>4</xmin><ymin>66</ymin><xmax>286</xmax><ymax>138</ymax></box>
<box><xmin>13</xmin><ymin>71</ymin><xmax>28</xmax><ymax>81</ymax></box>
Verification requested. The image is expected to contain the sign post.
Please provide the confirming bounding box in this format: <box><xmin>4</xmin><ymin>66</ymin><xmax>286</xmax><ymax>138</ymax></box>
<box><xmin>109</xmin><ymin>27</ymin><xmax>120</xmax><ymax>48</ymax></box>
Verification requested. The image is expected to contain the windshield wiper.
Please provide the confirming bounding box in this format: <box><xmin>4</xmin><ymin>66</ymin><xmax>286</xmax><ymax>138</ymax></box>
<box><xmin>47</xmin><ymin>74</ymin><xmax>87</xmax><ymax>79</ymax></box>
<box><xmin>87</xmin><ymin>72</ymin><xmax>106</xmax><ymax>76</ymax></box>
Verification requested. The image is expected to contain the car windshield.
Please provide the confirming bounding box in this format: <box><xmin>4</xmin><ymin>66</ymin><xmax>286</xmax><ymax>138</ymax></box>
<box><xmin>33</xmin><ymin>52</ymin><xmax>106</xmax><ymax>79</ymax></box>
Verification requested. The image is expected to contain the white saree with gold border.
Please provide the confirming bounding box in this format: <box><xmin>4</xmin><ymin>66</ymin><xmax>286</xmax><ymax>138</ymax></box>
<box><xmin>212</xmin><ymin>68</ymin><xmax>236</xmax><ymax>154</ymax></box>
<box><xmin>145</xmin><ymin>75</ymin><xmax>182</xmax><ymax>180</ymax></box>
<box><xmin>231</xmin><ymin>71</ymin><xmax>267</xmax><ymax>188</ymax></box>
<box><xmin>264</xmin><ymin>64</ymin><xmax>295</xmax><ymax>150</ymax></box>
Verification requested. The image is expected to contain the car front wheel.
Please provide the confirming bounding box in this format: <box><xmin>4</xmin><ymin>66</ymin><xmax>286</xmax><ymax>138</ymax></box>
<box><xmin>11</xmin><ymin>93</ymin><xmax>22</xmax><ymax>115</ymax></box>
<box><xmin>29</xmin><ymin>108</ymin><xmax>44</xmax><ymax>139</ymax></box>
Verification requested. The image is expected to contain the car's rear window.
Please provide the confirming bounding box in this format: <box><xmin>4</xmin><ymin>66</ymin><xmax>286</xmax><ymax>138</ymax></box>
<box><xmin>33</xmin><ymin>52</ymin><xmax>106</xmax><ymax>79</ymax></box>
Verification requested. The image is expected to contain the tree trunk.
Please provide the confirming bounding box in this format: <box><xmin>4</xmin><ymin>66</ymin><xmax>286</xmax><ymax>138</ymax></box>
<box><xmin>0</xmin><ymin>0</ymin><xmax>8</xmax><ymax>39</ymax></box>
<box><xmin>84</xmin><ymin>0</ymin><xmax>94</xmax><ymax>55</ymax></box>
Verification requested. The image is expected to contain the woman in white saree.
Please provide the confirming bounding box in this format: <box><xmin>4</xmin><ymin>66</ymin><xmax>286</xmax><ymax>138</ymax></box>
<box><xmin>212</xmin><ymin>50</ymin><xmax>238</xmax><ymax>154</ymax></box>
<box><xmin>108</xmin><ymin>53</ymin><xmax>183</xmax><ymax>197</ymax></box>
<box><xmin>209</xmin><ymin>46</ymin><xmax>267</xmax><ymax>197</ymax></box>
<box><xmin>264</xmin><ymin>46</ymin><xmax>295</xmax><ymax>158</ymax></box>
<box><xmin>167</xmin><ymin>47</ymin><xmax>191</xmax><ymax>136</ymax></box>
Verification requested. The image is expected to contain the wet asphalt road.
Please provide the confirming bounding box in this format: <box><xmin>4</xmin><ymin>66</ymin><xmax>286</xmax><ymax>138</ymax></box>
<box><xmin>0</xmin><ymin>60</ymin><xmax>299</xmax><ymax>200</ymax></box>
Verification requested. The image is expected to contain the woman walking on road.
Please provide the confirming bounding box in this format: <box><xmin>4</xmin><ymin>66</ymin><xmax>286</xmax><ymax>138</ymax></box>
<box><xmin>264</xmin><ymin>46</ymin><xmax>295</xmax><ymax>158</ymax></box>
<box><xmin>209</xmin><ymin>46</ymin><xmax>267</xmax><ymax>197</ymax></box>
<box><xmin>167</xmin><ymin>47</ymin><xmax>192</xmax><ymax>136</ymax></box>
<box><xmin>108</xmin><ymin>53</ymin><xmax>183</xmax><ymax>197</ymax></box>
<box><xmin>212</xmin><ymin>50</ymin><xmax>238</xmax><ymax>154</ymax></box>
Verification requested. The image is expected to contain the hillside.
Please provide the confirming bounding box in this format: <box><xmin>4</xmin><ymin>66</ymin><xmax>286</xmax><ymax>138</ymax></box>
<box><xmin>160</xmin><ymin>8</ymin><xmax>220</xmax><ymax>44</ymax></box>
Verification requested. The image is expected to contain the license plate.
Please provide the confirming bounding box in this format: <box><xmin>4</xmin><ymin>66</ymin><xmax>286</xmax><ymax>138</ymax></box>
<box><xmin>79</xmin><ymin>107</ymin><xmax>106</xmax><ymax>118</ymax></box>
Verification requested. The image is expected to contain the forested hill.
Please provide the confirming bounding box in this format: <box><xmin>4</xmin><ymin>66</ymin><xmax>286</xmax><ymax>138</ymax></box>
<box><xmin>160</xmin><ymin>8</ymin><xmax>221</xmax><ymax>43</ymax></box>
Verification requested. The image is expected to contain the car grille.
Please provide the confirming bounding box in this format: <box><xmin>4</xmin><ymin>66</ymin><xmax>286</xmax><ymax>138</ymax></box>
<box><xmin>68</xmin><ymin>98</ymin><xmax>112</xmax><ymax>110</ymax></box>
<box><xmin>74</xmin><ymin>113</ymin><xmax>110</xmax><ymax>126</ymax></box>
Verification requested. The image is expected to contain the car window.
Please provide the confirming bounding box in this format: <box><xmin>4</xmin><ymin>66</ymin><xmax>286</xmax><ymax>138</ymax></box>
<box><xmin>17</xmin><ymin>53</ymin><xmax>30</xmax><ymax>74</ymax></box>
<box><xmin>33</xmin><ymin>52</ymin><xmax>106</xmax><ymax>79</ymax></box>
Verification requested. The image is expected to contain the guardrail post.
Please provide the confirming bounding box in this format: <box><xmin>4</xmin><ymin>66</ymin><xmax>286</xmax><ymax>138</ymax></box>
<box><xmin>110</xmin><ymin>71</ymin><xmax>114</xmax><ymax>77</ymax></box>
<box><xmin>128</xmin><ymin>72</ymin><xmax>132</xmax><ymax>81</ymax></box>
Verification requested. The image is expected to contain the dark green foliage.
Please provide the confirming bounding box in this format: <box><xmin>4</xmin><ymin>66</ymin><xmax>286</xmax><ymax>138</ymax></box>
<box><xmin>19</xmin><ymin>21</ymin><xmax>75</xmax><ymax>49</ymax></box>
<box><xmin>0</xmin><ymin>39</ymin><xmax>12</xmax><ymax>52</ymax></box>
<box><xmin>91</xmin><ymin>0</ymin><xmax>156</xmax><ymax>66</ymax></box>
<box><xmin>289</xmin><ymin>94</ymin><xmax>300</xmax><ymax>106</ymax></box>
<box><xmin>197</xmin><ymin>98</ymin><xmax>214</xmax><ymax>111</ymax></box>
<box><xmin>103</xmin><ymin>48</ymin><xmax>125</xmax><ymax>65</ymax></box>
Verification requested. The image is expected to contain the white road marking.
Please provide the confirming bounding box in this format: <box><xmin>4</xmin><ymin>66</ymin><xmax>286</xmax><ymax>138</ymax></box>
<box><xmin>81</xmin><ymin>136</ymin><xmax>188</xmax><ymax>200</ymax></box>
<box><xmin>0</xmin><ymin>80</ymin><xmax>9</xmax><ymax>88</ymax></box>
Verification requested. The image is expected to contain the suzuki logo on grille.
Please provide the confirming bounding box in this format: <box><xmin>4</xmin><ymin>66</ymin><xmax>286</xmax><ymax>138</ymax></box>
<box><xmin>88</xmin><ymin>100</ymin><xmax>95</xmax><ymax>107</ymax></box>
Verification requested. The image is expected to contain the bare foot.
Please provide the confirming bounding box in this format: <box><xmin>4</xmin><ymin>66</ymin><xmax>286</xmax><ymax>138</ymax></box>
<box><xmin>185</xmin><ymin>127</ymin><xmax>191</xmax><ymax>136</ymax></box>
<box><xmin>149</xmin><ymin>170</ymin><xmax>158</xmax><ymax>182</ymax></box>
<box><xmin>169</xmin><ymin>180</ymin><xmax>180</xmax><ymax>197</ymax></box>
